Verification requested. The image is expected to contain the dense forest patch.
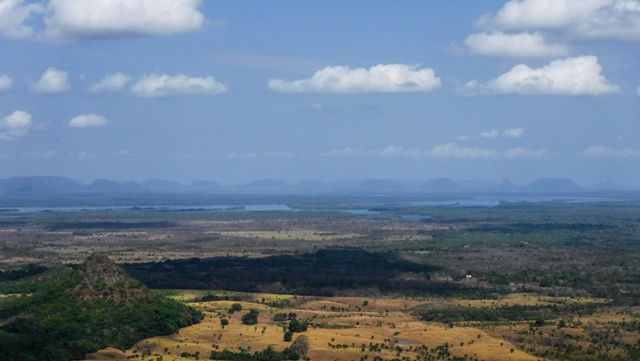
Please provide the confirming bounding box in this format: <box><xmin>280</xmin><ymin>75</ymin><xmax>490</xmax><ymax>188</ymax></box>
<box><xmin>124</xmin><ymin>248</ymin><xmax>485</xmax><ymax>297</ymax></box>
<box><xmin>0</xmin><ymin>254</ymin><xmax>202</xmax><ymax>361</ymax></box>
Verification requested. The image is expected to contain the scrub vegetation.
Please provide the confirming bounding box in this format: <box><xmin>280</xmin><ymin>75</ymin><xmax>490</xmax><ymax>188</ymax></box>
<box><xmin>1</xmin><ymin>198</ymin><xmax>639</xmax><ymax>360</ymax></box>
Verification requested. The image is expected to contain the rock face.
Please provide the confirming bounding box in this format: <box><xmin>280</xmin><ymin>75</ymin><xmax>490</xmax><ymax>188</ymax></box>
<box><xmin>72</xmin><ymin>253</ymin><xmax>148</xmax><ymax>302</ymax></box>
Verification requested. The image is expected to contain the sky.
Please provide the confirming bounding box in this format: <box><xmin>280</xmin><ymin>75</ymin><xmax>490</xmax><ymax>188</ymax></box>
<box><xmin>0</xmin><ymin>0</ymin><xmax>639</xmax><ymax>185</ymax></box>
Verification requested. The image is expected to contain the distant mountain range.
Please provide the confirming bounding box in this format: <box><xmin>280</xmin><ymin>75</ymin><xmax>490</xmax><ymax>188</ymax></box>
<box><xmin>0</xmin><ymin>176</ymin><xmax>636</xmax><ymax>195</ymax></box>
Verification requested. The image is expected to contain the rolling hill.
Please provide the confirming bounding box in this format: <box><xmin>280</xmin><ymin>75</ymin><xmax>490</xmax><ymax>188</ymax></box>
<box><xmin>0</xmin><ymin>254</ymin><xmax>202</xmax><ymax>361</ymax></box>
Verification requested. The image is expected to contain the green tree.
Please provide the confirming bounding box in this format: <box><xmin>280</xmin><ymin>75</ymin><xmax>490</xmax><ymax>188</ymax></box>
<box><xmin>288</xmin><ymin>319</ymin><xmax>309</xmax><ymax>333</ymax></box>
<box><xmin>229</xmin><ymin>303</ymin><xmax>243</xmax><ymax>314</ymax></box>
<box><xmin>241</xmin><ymin>309</ymin><xmax>260</xmax><ymax>325</ymax></box>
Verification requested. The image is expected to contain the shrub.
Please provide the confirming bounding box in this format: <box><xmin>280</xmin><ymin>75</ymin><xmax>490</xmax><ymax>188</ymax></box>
<box><xmin>229</xmin><ymin>303</ymin><xmax>243</xmax><ymax>314</ymax></box>
<box><xmin>288</xmin><ymin>319</ymin><xmax>309</xmax><ymax>333</ymax></box>
<box><xmin>241</xmin><ymin>309</ymin><xmax>260</xmax><ymax>325</ymax></box>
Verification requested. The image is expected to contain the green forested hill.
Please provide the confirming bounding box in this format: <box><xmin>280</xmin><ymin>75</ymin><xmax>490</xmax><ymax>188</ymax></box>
<box><xmin>0</xmin><ymin>254</ymin><xmax>202</xmax><ymax>361</ymax></box>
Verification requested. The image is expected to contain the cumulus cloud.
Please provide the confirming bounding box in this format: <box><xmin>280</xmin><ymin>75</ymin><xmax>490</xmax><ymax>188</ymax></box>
<box><xmin>68</xmin><ymin>114</ymin><xmax>108</xmax><ymax>128</ymax></box>
<box><xmin>0</xmin><ymin>0</ymin><xmax>205</xmax><ymax>41</ymax></box>
<box><xmin>583</xmin><ymin>145</ymin><xmax>640</xmax><ymax>158</ymax></box>
<box><xmin>0</xmin><ymin>75</ymin><xmax>12</xmax><ymax>91</ymax></box>
<box><xmin>464</xmin><ymin>55</ymin><xmax>619</xmax><ymax>95</ymax></box>
<box><xmin>503</xmin><ymin>127</ymin><xmax>525</xmax><ymax>138</ymax></box>
<box><xmin>479</xmin><ymin>129</ymin><xmax>500</xmax><ymax>139</ymax></box>
<box><xmin>89</xmin><ymin>72</ymin><xmax>131</xmax><ymax>93</ymax></box>
<box><xmin>31</xmin><ymin>67</ymin><xmax>70</xmax><ymax>94</ymax></box>
<box><xmin>491</xmin><ymin>0</ymin><xmax>640</xmax><ymax>41</ymax></box>
<box><xmin>479</xmin><ymin>127</ymin><xmax>525</xmax><ymax>139</ymax></box>
<box><xmin>503</xmin><ymin>147</ymin><xmax>549</xmax><ymax>159</ymax></box>
<box><xmin>43</xmin><ymin>0</ymin><xmax>205</xmax><ymax>40</ymax></box>
<box><xmin>268</xmin><ymin>64</ymin><xmax>442</xmax><ymax>94</ymax></box>
<box><xmin>466</xmin><ymin>32</ymin><xmax>569</xmax><ymax>57</ymax></box>
<box><xmin>0</xmin><ymin>0</ymin><xmax>43</xmax><ymax>39</ymax></box>
<box><xmin>0</xmin><ymin>110</ymin><xmax>32</xmax><ymax>140</ymax></box>
<box><xmin>130</xmin><ymin>74</ymin><xmax>227</xmax><ymax>98</ymax></box>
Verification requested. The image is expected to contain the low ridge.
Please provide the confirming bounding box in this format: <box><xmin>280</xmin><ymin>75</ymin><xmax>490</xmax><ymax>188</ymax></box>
<box><xmin>72</xmin><ymin>253</ymin><xmax>148</xmax><ymax>302</ymax></box>
<box><xmin>0</xmin><ymin>253</ymin><xmax>203</xmax><ymax>361</ymax></box>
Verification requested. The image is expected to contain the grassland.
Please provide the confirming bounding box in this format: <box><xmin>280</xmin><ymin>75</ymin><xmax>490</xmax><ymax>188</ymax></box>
<box><xmin>84</xmin><ymin>291</ymin><xmax>540</xmax><ymax>361</ymax></box>
<box><xmin>81</xmin><ymin>289</ymin><xmax>640</xmax><ymax>361</ymax></box>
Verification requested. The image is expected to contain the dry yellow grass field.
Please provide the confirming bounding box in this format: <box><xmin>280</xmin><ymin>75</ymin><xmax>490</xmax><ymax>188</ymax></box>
<box><xmin>85</xmin><ymin>292</ymin><xmax>541</xmax><ymax>361</ymax></box>
<box><xmin>443</xmin><ymin>293</ymin><xmax>609</xmax><ymax>308</ymax></box>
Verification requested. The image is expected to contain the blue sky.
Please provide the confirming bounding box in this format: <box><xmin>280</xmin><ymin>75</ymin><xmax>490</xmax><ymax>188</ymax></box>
<box><xmin>0</xmin><ymin>0</ymin><xmax>639</xmax><ymax>185</ymax></box>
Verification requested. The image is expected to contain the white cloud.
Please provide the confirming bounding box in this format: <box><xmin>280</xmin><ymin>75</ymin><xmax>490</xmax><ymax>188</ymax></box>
<box><xmin>31</xmin><ymin>67</ymin><xmax>70</xmax><ymax>94</ymax></box>
<box><xmin>130</xmin><ymin>74</ymin><xmax>227</xmax><ymax>98</ymax></box>
<box><xmin>479</xmin><ymin>129</ymin><xmax>500</xmax><ymax>139</ymax></box>
<box><xmin>321</xmin><ymin>147</ymin><xmax>364</xmax><ymax>157</ymax></box>
<box><xmin>479</xmin><ymin>127</ymin><xmax>525</xmax><ymax>139</ymax></box>
<box><xmin>428</xmin><ymin>143</ymin><xmax>497</xmax><ymax>159</ymax></box>
<box><xmin>493</xmin><ymin>0</ymin><xmax>607</xmax><ymax>29</ymax></box>
<box><xmin>504</xmin><ymin>147</ymin><xmax>549</xmax><ymax>159</ymax></box>
<box><xmin>68</xmin><ymin>114</ymin><xmax>108</xmax><ymax>128</ymax></box>
<box><xmin>89</xmin><ymin>72</ymin><xmax>131</xmax><ymax>93</ymax></box>
<box><xmin>464</xmin><ymin>55</ymin><xmax>619</xmax><ymax>95</ymax></box>
<box><xmin>0</xmin><ymin>110</ymin><xmax>32</xmax><ymax>140</ymax></box>
<box><xmin>43</xmin><ymin>0</ymin><xmax>205</xmax><ymax>40</ymax></box>
<box><xmin>268</xmin><ymin>64</ymin><xmax>442</xmax><ymax>94</ymax></box>
<box><xmin>0</xmin><ymin>75</ymin><xmax>12</xmax><ymax>91</ymax></box>
<box><xmin>378</xmin><ymin>146</ymin><xmax>423</xmax><ymax>158</ymax></box>
<box><xmin>491</xmin><ymin>0</ymin><xmax>640</xmax><ymax>41</ymax></box>
<box><xmin>466</xmin><ymin>32</ymin><xmax>569</xmax><ymax>57</ymax></box>
<box><xmin>583</xmin><ymin>145</ymin><xmax>640</xmax><ymax>158</ymax></box>
<box><xmin>0</xmin><ymin>0</ymin><xmax>43</xmax><ymax>39</ymax></box>
<box><xmin>503</xmin><ymin>127</ymin><xmax>525</xmax><ymax>138</ymax></box>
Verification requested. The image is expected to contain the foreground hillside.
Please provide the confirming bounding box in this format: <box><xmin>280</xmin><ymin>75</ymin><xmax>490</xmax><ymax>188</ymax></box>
<box><xmin>0</xmin><ymin>254</ymin><xmax>202</xmax><ymax>361</ymax></box>
<box><xmin>85</xmin><ymin>290</ymin><xmax>640</xmax><ymax>361</ymax></box>
<box><xmin>85</xmin><ymin>290</ymin><xmax>541</xmax><ymax>361</ymax></box>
